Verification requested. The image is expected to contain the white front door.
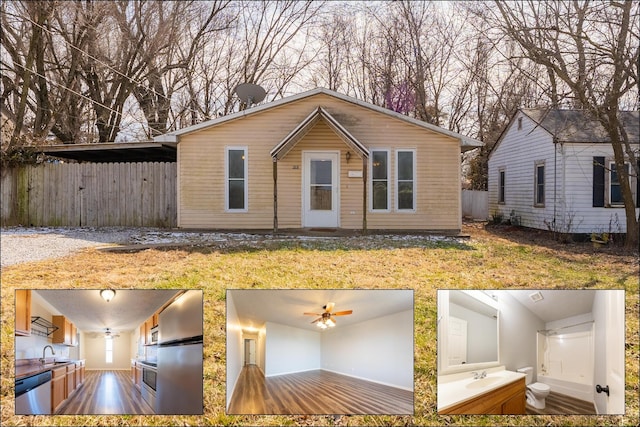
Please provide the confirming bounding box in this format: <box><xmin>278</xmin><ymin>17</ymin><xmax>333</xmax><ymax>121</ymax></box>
<box><xmin>303</xmin><ymin>152</ymin><xmax>339</xmax><ymax>228</ymax></box>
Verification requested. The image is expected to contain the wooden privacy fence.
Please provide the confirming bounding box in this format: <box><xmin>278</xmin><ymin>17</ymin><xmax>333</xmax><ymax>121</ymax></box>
<box><xmin>462</xmin><ymin>189</ymin><xmax>489</xmax><ymax>220</ymax></box>
<box><xmin>1</xmin><ymin>162</ymin><xmax>176</xmax><ymax>227</ymax></box>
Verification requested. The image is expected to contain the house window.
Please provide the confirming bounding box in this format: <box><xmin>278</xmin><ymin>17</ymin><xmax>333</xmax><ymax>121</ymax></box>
<box><xmin>226</xmin><ymin>147</ymin><xmax>247</xmax><ymax>211</ymax></box>
<box><xmin>371</xmin><ymin>150</ymin><xmax>389</xmax><ymax>211</ymax></box>
<box><xmin>534</xmin><ymin>162</ymin><xmax>545</xmax><ymax>206</ymax></box>
<box><xmin>396</xmin><ymin>150</ymin><xmax>415</xmax><ymax>211</ymax></box>
<box><xmin>517</xmin><ymin>117</ymin><xmax>523</xmax><ymax>130</ymax></box>
<box><xmin>610</xmin><ymin>162</ymin><xmax>628</xmax><ymax>206</ymax></box>
<box><xmin>498</xmin><ymin>169</ymin><xmax>506</xmax><ymax>204</ymax></box>
<box><xmin>105</xmin><ymin>337</ymin><xmax>113</xmax><ymax>363</ymax></box>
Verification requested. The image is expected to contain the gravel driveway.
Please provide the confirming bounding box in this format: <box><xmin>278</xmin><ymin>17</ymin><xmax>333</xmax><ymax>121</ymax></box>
<box><xmin>1</xmin><ymin>227</ymin><xmax>465</xmax><ymax>268</ymax></box>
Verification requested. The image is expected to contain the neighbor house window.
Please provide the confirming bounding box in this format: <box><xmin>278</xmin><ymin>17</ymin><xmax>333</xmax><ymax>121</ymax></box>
<box><xmin>517</xmin><ymin>117</ymin><xmax>523</xmax><ymax>130</ymax></box>
<box><xmin>371</xmin><ymin>150</ymin><xmax>389</xmax><ymax>211</ymax></box>
<box><xmin>498</xmin><ymin>169</ymin><xmax>506</xmax><ymax>204</ymax></box>
<box><xmin>105</xmin><ymin>337</ymin><xmax>113</xmax><ymax>363</ymax></box>
<box><xmin>609</xmin><ymin>162</ymin><xmax>628</xmax><ymax>206</ymax></box>
<box><xmin>534</xmin><ymin>162</ymin><xmax>545</xmax><ymax>206</ymax></box>
<box><xmin>396</xmin><ymin>150</ymin><xmax>415</xmax><ymax>211</ymax></box>
<box><xmin>226</xmin><ymin>147</ymin><xmax>247</xmax><ymax>211</ymax></box>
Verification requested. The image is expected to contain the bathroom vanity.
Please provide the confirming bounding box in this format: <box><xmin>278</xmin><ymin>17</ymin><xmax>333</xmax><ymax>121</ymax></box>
<box><xmin>438</xmin><ymin>368</ymin><xmax>526</xmax><ymax>414</ymax></box>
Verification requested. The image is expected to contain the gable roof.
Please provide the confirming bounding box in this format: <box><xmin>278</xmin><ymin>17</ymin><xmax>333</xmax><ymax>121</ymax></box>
<box><xmin>154</xmin><ymin>87</ymin><xmax>482</xmax><ymax>152</ymax></box>
<box><xmin>521</xmin><ymin>108</ymin><xmax>640</xmax><ymax>143</ymax></box>
<box><xmin>270</xmin><ymin>107</ymin><xmax>369</xmax><ymax>160</ymax></box>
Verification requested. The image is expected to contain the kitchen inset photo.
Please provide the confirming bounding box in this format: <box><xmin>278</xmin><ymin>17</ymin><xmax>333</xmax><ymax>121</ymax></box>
<box><xmin>14</xmin><ymin>289</ymin><xmax>203</xmax><ymax>415</ymax></box>
<box><xmin>437</xmin><ymin>289</ymin><xmax>624</xmax><ymax>415</ymax></box>
<box><xmin>226</xmin><ymin>289</ymin><xmax>414</xmax><ymax>415</ymax></box>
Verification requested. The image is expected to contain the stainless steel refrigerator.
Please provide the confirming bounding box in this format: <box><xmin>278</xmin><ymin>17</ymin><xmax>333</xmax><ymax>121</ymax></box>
<box><xmin>156</xmin><ymin>290</ymin><xmax>203</xmax><ymax>414</ymax></box>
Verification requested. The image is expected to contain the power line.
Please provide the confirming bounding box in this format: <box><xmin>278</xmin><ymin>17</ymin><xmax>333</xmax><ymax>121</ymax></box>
<box><xmin>12</xmin><ymin>61</ymin><xmax>163</xmax><ymax>135</ymax></box>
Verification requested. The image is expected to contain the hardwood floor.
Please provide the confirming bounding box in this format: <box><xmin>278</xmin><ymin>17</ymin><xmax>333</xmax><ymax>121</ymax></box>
<box><xmin>228</xmin><ymin>365</ymin><xmax>413</xmax><ymax>415</ymax></box>
<box><xmin>56</xmin><ymin>370</ymin><xmax>154</xmax><ymax>415</ymax></box>
<box><xmin>525</xmin><ymin>391</ymin><xmax>596</xmax><ymax>415</ymax></box>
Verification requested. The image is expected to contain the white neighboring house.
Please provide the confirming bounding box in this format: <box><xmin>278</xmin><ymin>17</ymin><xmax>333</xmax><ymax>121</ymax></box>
<box><xmin>488</xmin><ymin>109</ymin><xmax>639</xmax><ymax>235</ymax></box>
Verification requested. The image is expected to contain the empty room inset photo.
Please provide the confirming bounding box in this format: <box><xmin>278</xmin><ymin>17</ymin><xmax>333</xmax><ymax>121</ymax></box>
<box><xmin>437</xmin><ymin>289</ymin><xmax>625</xmax><ymax>415</ymax></box>
<box><xmin>15</xmin><ymin>289</ymin><xmax>203</xmax><ymax>415</ymax></box>
<box><xmin>226</xmin><ymin>289</ymin><xmax>414</xmax><ymax>415</ymax></box>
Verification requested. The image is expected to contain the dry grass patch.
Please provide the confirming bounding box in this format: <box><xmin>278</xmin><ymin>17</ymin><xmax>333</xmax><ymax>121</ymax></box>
<box><xmin>1</xmin><ymin>224</ymin><xmax>638</xmax><ymax>426</ymax></box>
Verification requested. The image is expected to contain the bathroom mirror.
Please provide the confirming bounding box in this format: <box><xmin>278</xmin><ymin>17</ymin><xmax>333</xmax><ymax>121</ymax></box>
<box><xmin>438</xmin><ymin>290</ymin><xmax>500</xmax><ymax>374</ymax></box>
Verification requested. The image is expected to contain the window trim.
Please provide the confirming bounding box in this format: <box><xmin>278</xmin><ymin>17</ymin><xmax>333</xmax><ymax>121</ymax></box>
<box><xmin>608</xmin><ymin>161</ymin><xmax>628</xmax><ymax>207</ymax></box>
<box><xmin>498</xmin><ymin>168</ymin><xmax>506</xmax><ymax>204</ymax></box>
<box><xmin>395</xmin><ymin>149</ymin><xmax>416</xmax><ymax>212</ymax></box>
<box><xmin>370</xmin><ymin>149</ymin><xmax>391</xmax><ymax>212</ymax></box>
<box><xmin>534</xmin><ymin>161</ymin><xmax>545</xmax><ymax>207</ymax></box>
<box><xmin>225</xmin><ymin>146</ymin><xmax>248</xmax><ymax>212</ymax></box>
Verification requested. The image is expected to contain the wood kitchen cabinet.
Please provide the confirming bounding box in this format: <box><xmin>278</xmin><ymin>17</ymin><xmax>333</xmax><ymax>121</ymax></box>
<box><xmin>51</xmin><ymin>366</ymin><xmax>67</xmax><ymax>412</ymax></box>
<box><xmin>15</xmin><ymin>290</ymin><xmax>31</xmax><ymax>336</ymax></box>
<box><xmin>145</xmin><ymin>318</ymin><xmax>153</xmax><ymax>344</ymax></box>
<box><xmin>439</xmin><ymin>377</ymin><xmax>526</xmax><ymax>415</ymax></box>
<box><xmin>65</xmin><ymin>363</ymin><xmax>76</xmax><ymax>399</ymax></box>
<box><xmin>52</xmin><ymin>315</ymin><xmax>76</xmax><ymax>346</ymax></box>
<box><xmin>135</xmin><ymin>363</ymin><xmax>142</xmax><ymax>390</ymax></box>
<box><xmin>74</xmin><ymin>361</ymin><xmax>84</xmax><ymax>388</ymax></box>
<box><xmin>140</xmin><ymin>322</ymin><xmax>148</xmax><ymax>345</ymax></box>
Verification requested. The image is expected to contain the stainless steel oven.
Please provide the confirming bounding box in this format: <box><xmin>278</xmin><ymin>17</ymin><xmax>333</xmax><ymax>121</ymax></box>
<box><xmin>140</xmin><ymin>361</ymin><xmax>157</xmax><ymax>411</ymax></box>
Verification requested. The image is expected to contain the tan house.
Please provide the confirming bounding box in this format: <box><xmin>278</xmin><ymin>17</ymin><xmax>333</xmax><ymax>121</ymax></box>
<box><xmin>155</xmin><ymin>88</ymin><xmax>481</xmax><ymax>233</ymax></box>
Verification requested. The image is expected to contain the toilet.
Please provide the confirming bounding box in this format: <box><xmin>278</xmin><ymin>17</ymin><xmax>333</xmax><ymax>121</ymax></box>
<box><xmin>517</xmin><ymin>367</ymin><xmax>551</xmax><ymax>409</ymax></box>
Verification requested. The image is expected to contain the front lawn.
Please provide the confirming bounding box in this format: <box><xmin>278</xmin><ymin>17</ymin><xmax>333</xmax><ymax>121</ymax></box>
<box><xmin>1</xmin><ymin>224</ymin><xmax>638</xmax><ymax>426</ymax></box>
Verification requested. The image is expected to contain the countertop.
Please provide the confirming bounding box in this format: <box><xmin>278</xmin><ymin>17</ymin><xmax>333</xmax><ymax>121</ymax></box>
<box><xmin>15</xmin><ymin>358</ymin><xmax>85</xmax><ymax>381</ymax></box>
<box><xmin>437</xmin><ymin>366</ymin><xmax>526</xmax><ymax>411</ymax></box>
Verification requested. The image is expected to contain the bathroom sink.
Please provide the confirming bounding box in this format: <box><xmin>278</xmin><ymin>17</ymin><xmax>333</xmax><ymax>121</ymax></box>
<box><xmin>465</xmin><ymin>376</ymin><xmax>501</xmax><ymax>389</ymax></box>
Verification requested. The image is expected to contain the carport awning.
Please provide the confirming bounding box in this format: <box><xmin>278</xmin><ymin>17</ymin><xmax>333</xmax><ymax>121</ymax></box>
<box><xmin>41</xmin><ymin>142</ymin><xmax>177</xmax><ymax>162</ymax></box>
<box><xmin>270</xmin><ymin>106</ymin><xmax>369</xmax><ymax>161</ymax></box>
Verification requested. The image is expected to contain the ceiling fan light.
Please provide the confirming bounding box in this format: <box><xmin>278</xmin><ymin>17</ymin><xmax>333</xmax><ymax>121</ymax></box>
<box><xmin>327</xmin><ymin>318</ymin><xmax>335</xmax><ymax>327</ymax></box>
<box><xmin>100</xmin><ymin>289</ymin><xmax>116</xmax><ymax>302</ymax></box>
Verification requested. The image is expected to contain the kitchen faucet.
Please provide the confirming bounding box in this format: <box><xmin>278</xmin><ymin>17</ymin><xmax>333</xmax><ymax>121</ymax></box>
<box><xmin>471</xmin><ymin>371</ymin><xmax>487</xmax><ymax>379</ymax></box>
<box><xmin>40</xmin><ymin>345</ymin><xmax>55</xmax><ymax>364</ymax></box>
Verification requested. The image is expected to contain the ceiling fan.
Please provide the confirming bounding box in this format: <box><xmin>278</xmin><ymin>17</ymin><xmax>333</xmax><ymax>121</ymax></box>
<box><xmin>304</xmin><ymin>302</ymin><xmax>353</xmax><ymax>329</ymax></box>
<box><xmin>89</xmin><ymin>328</ymin><xmax>121</xmax><ymax>339</ymax></box>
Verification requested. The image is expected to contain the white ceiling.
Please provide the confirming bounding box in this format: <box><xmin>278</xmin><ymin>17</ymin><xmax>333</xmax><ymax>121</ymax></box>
<box><xmin>505</xmin><ymin>290</ymin><xmax>596</xmax><ymax>322</ymax></box>
<box><xmin>34</xmin><ymin>290</ymin><xmax>181</xmax><ymax>334</ymax></box>
<box><xmin>229</xmin><ymin>289</ymin><xmax>414</xmax><ymax>332</ymax></box>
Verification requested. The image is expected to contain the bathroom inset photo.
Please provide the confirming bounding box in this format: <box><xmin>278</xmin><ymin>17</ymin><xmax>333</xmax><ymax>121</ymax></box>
<box><xmin>226</xmin><ymin>289</ymin><xmax>414</xmax><ymax>415</ymax></box>
<box><xmin>15</xmin><ymin>289</ymin><xmax>203</xmax><ymax>415</ymax></box>
<box><xmin>437</xmin><ymin>289</ymin><xmax>624</xmax><ymax>415</ymax></box>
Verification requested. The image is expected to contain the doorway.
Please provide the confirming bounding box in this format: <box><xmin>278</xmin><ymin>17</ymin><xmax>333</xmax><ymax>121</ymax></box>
<box><xmin>244</xmin><ymin>339</ymin><xmax>256</xmax><ymax>366</ymax></box>
<box><xmin>302</xmin><ymin>151</ymin><xmax>339</xmax><ymax>228</ymax></box>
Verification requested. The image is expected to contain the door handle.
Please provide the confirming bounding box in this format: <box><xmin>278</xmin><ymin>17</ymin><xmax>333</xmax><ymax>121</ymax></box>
<box><xmin>596</xmin><ymin>384</ymin><xmax>610</xmax><ymax>396</ymax></box>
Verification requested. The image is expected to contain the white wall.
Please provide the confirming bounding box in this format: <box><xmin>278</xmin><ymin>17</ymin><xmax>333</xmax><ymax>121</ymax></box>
<box><xmin>226</xmin><ymin>291</ymin><xmax>244</xmax><ymax>411</ymax></box>
<box><xmin>498</xmin><ymin>292</ymin><xmax>545</xmax><ymax>379</ymax></box>
<box><xmin>84</xmin><ymin>331</ymin><xmax>132</xmax><ymax>370</ymax></box>
<box><xmin>321</xmin><ymin>310</ymin><xmax>413</xmax><ymax>390</ymax></box>
<box><xmin>265</xmin><ymin>321</ymin><xmax>321</xmax><ymax>376</ymax></box>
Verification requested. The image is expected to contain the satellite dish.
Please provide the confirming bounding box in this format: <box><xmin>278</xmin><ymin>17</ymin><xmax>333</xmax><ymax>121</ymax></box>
<box><xmin>234</xmin><ymin>83</ymin><xmax>266</xmax><ymax>108</ymax></box>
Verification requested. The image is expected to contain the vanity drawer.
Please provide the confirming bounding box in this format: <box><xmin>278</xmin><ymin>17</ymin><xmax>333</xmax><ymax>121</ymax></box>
<box><xmin>439</xmin><ymin>377</ymin><xmax>526</xmax><ymax>415</ymax></box>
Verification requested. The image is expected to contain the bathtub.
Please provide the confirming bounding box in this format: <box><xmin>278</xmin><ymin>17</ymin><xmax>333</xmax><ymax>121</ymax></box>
<box><xmin>537</xmin><ymin>374</ymin><xmax>594</xmax><ymax>403</ymax></box>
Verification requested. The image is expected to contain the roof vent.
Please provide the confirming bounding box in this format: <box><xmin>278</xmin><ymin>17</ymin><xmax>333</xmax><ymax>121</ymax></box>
<box><xmin>529</xmin><ymin>291</ymin><xmax>544</xmax><ymax>303</ymax></box>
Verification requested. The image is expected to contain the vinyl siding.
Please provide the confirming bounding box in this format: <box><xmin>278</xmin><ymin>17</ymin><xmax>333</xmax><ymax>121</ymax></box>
<box><xmin>489</xmin><ymin>112</ymin><xmax>639</xmax><ymax>233</ymax></box>
<box><xmin>488</xmin><ymin>112</ymin><xmax>561</xmax><ymax>230</ymax></box>
<box><xmin>177</xmin><ymin>93</ymin><xmax>461</xmax><ymax>230</ymax></box>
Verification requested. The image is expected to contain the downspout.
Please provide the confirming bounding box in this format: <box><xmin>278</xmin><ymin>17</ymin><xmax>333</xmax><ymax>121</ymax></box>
<box><xmin>362</xmin><ymin>156</ymin><xmax>368</xmax><ymax>234</ymax></box>
<box><xmin>273</xmin><ymin>158</ymin><xmax>278</xmax><ymax>233</ymax></box>
<box><xmin>553</xmin><ymin>138</ymin><xmax>557</xmax><ymax>229</ymax></box>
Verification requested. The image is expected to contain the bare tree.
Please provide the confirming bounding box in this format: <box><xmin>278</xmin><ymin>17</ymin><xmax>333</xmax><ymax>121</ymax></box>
<box><xmin>488</xmin><ymin>0</ymin><xmax>639</xmax><ymax>248</ymax></box>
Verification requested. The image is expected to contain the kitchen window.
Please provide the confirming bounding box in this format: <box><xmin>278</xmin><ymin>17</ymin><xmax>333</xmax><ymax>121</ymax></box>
<box><xmin>105</xmin><ymin>337</ymin><xmax>113</xmax><ymax>363</ymax></box>
<box><xmin>226</xmin><ymin>147</ymin><xmax>248</xmax><ymax>211</ymax></box>
<box><xmin>396</xmin><ymin>150</ymin><xmax>415</xmax><ymax>211</ymax></box>
<box><xmin>534</xmin><ymin>162</ymin><xmax>545</xmax><ymax>207</ymax></box>
<box><xmin>371</xmin><ymin>150</ymin><xmax>390</xmax><ymax>211</ymax></box>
